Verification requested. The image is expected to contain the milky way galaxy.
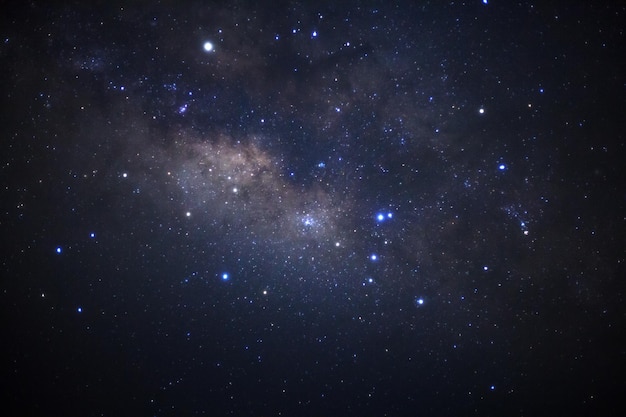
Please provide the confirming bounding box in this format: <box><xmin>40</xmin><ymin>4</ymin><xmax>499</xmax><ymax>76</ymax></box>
<box><xmin>2</xmin><ymin>2</ymin><xmax>624</xmax><ymax>416</ymax></box>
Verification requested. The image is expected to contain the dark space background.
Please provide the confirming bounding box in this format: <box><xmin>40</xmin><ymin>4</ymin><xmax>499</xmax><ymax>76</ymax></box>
<box><xmin>1</xmin><ymin>1</ymin><xmax>625</xmax><ymax>416</ymax></box>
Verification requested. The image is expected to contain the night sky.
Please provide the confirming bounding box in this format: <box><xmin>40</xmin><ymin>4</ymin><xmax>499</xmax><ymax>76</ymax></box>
<box><xmin>2</xmin><ymin>1</ymin><xmax>625</xmax><ymax>416</ymax></box>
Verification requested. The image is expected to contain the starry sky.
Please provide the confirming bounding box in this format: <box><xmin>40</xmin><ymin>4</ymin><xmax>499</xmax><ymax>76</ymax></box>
<box><xmin>1</xmin><ymin>1</ymin><xmax>625</xmax><ymax>416</ymax></box>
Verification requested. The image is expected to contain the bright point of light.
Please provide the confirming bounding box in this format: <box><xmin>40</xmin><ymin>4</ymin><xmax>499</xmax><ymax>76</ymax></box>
<box><xmin>368</xmin><ymin>277</ymin><xmax>374</xmax><ymax>284</ymax></box>
<box><xmin>56</xmin><ymin>247</ymin><xmax>62</xmax><ymax>254</ymax></box>
<box><xmin>77</xmin><ymin>307</ymin><xmax>82</xmax><ymax>313</ymax></box>
<box><xmin>232</xmin><ymin>187</ymin><xmax>238</xmax><ymax>193</ymax></box>
<box><xmin>221</xmin><ymin>273</ymin><xmax>230</xmax><ymax>281</ymax></box>
<box><xmin>312</xmin><ymin>30</ymin><xmax>318</xmax><ymax>38</ymax></box>
<box><xmin>186</xmin><ymin>211</ymin><xmax>191</xmax><ymax>217</ymax></box>
<box><xmin>483</xmin><ymin>0</ymin><xmax>488</xmax><ymax>4</ymax></box>
<box><xmin>498</xmin><ymin>164</ymin><xmax>506</xmax><ymax>170</ymax></box>
<box><xmin>89</xmin><ymin>232</ymin><xmax>95</xmax><ymax>238</ymax></box>
<box><xmin>376</xmin><ymin>212</ymin><xmax>394</xmax><ymax>222</ymax></box>
<box><xmin>490</xmin><ymin>385</ymin><xmax>495</xmax><ymax>390</ymax></box>
<box><xmin>370</xmin><ymin>254</ymin><xmax>378</xmax><ymax>261</ymax></box>
<box><xmin>416</xmin><ymin>298</ymin><xmax>424</xmax><ymax>305</ymax></box>
<box><xmin>479</xmin><ymin>108</ymin><xmax>485</xmax><ymax>114</ymax></box>
<box><xmin>203</xmin><ymin>41</ymin><xmax>214</xmax><ymax>52</ymax></box>
<box><xmin>483</xmin><ymin>266</ymin><xmax>489</xmax><ymax>271</ymax></box>
<box><xmin>122</xmin><ymin>172</ymin><xmax>128</xmax><ymax>178</ymax></box>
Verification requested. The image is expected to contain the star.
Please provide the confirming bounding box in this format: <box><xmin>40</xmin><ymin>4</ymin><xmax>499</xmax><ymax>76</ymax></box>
<box><xmin>203</xmin><ymin>41</ymin><xmax>214</xmax><ymax>52</ymax></box>
<box><xmin>375</xmin><ymin>212</ymin><xmax>394</xmax><ymax>222</ymax></box>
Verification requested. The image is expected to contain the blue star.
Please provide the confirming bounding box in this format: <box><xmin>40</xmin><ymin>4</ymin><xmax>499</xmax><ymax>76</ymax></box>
<box><xmin>56</xmin><ymin>246</ymin><xmax>62</xmax><ymax>254</ymax></box>
<box><xmin>362</xmin><ymin>277</ymin><xmax>375</xmax><ymax>286</ymax></box>
<box><xmin>77</xmin><ymin>307</ymin><xmax>83</xmax><ymax>313</ymax></box>
<box><xmin>221</xmin><ymin>273</ymin><xmax>230</xmax><ymax>281</ymax></box>
<box><xmin>375</xmin><ymin>212</ymin><xmax>394</xmax><ymax>223</ymax></box>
